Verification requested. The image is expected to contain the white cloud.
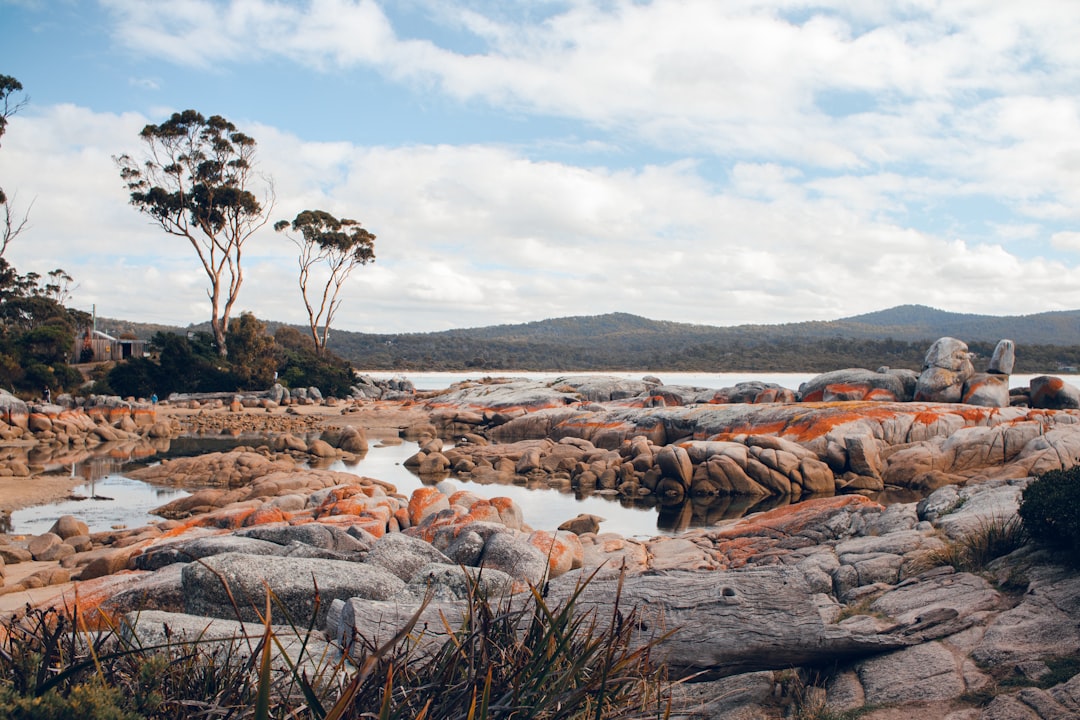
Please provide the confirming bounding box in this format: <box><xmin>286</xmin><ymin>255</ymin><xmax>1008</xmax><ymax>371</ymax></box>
<box><xmin>16</xmin><ymin>0</ymin><xmax>1080</xmax><ymax>335</ymax></box>
<box><xmin>9</xmin><ymin>103</ymin><xmax>1080</xmax><ymax>334</ymax></box>
<box><xmin>1051</xmin><ymin>231</ymin><xmax>1080</xmax><ymax>252</ymax></box>
<box><xmin>127</xmin><ymin>77</ymin><xmax>160</xmax><ymax>90</ymax></box>
<box><xmin>92</xmin><ymin>0</ymin><xmax>1080</xmax><ymax>226</ymax></box>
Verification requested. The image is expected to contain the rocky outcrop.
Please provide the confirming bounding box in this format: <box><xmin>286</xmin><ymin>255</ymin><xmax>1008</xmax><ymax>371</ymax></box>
<box><xmin>799</xmin><ymin>368</ymin><xmax>911</xmax><ymax>402</ymax></box>
<box><xmin>918</xmin><ymin>337</ymin><xmax>977</xmax><ymax>399</ymax></box>
<box><xmin>0</xmin><ymin>390</ymin><xmax>173</xmax><ymax>478</ymax></box>
<box><xmin>66</xmin><ymin>472</ymin><xmax>1078</xmax><ymax>720</ymax></box>
<box><xmin>458</xmin><ymin>402</ymin><xmax>1080</xmax><ymax>502</ymax></box>
<box><xmin>1030</xmin><ymin>375</ymin><xmax>1080</xmax><ymax>409</ymax></box>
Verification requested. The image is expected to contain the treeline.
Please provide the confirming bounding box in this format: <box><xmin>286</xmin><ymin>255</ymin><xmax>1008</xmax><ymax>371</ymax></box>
<box><xmin>0</xmin><ymin>261</ymin><xmax>88</xmax><ymax>393</ymax></box>
<box><xmin>322</xmin><ymin>334</ymin><xmax>1080</xmax><ymax>374</ymax></box>
<box><xmin>96</xmin><ymin>309</ymin><xmax>1080</xmax><ymax>375</ymax></box>
<box><xmin>99</xmin><ymin>315</ymin><xmax>357</xmax><ymax>399</ymax></box>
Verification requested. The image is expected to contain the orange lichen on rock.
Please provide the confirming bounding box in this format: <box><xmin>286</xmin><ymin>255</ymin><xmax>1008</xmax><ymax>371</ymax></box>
<box><xmin>710</xmin><ymin>535</ymin><xmax>776</xmax><ymax>569</ymax></box>
<box><xmin>342</xmin><ymin>516</ymin><xmax>386</xmax><ymax>537</ymax></box>
<box><xmin>408</xmin><ymin>486</ymin><xmax>450</xmax><ymax>526</ymax></box>
<box><xmin>527</xmin><ymin>530</ymin><xmax>583</xmax><ymax>577</ymax></box>
<box><xmin>715</xmin><ymin>495</ymin><xmax>879</xmax><ymax>540</ymax></box>
<box><xmin>242</xmin><ymin>506</ymin><xmax>290</xmax><ymax>527</ymax></box>
<box><xmin>488</xmin><ymin>496</ymin><xmax>523</xmax><ymax>528</ymax></box>
<box><xmin>863</xmin><ymin>388</ymin><xmax>898</xmax><ymax>401</ymax></box>
<box><xmin>189</xmin><ymin>506</ymin><xmax>258</xmax><ymax>530</ymax></box>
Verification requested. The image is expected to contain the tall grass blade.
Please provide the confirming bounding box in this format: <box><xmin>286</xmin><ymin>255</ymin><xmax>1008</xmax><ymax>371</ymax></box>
<box><xmin>254</xmin><ymin>588</ymin><xmax>275</xmax><ymax>720</ymax></box>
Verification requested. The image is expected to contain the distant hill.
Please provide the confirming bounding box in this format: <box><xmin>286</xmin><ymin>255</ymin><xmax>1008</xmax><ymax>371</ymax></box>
<box><xmin>836</xmin><ymin>304</ymin><xmax>1080</xmax><ymax>344</ymax></box>
<box><xmin>97</xmin><ymin>306</ymin><xmax>1080</xmax><ymax>373</ymax></box>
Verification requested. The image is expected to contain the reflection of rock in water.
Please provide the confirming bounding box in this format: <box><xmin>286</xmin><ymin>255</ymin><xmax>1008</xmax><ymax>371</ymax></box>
<box><xmin>656</xmin><ymin>494</ymin><xmax>791</xmax><ymax>533</ymax></box>
<box><xmin>78</xmin><ymin>456</ymin><xmax>126</xmax><ymax>483</ymax></box>
<box><xmin>0</xmin><ymin>510</ymin><xmax>10</xmax><ymax>533</ymax></box>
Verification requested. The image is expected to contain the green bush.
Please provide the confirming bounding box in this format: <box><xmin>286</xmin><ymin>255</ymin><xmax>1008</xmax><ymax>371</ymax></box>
<box><xmin>1019</xmin><ymin>466</ymin><xmax>1080</xmax><ymax>563</ymax></box>
<box><xmin>0</xmin><ymin>684</ymin><xmax>139</xmax><ymax>720</ymax></box>
<box><xmin>913</xmin><ymin>515</ymin><xmax>1027</xmax><ymax>575</ymax></box>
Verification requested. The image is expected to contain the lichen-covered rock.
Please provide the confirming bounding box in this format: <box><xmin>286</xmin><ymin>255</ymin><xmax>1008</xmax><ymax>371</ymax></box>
<box><xmin>704</xmin><ymin>381</ymin><xmax>798</xmax><ymax>404</ymax></box>
<box><xmin>799</xmin><ymin>369</ymin><xmax>907</xmax><ymax>403</ymax></box>
<box><xmin>1030</xmin><ymin>375</ymin><xmax>1080</xmax><ymax>409</ymax></box>
<box><xmin>962</xmin><ymin>372</ymin><xmax>1010</xmax><ymax>407</ymax></box>
<box><xmin>407</xmin><ymin>487</ymin><xmax>451</xmax><ymax>526</ymax></box>
<box><xmin>915</xmin><ymin>337</ymin><xmax>975</xmax><ymax>402</ymax></box>
<box><xmin>0</xmin><ymin>390</ymin><xmax>29</xmax><ymax>429</ymax></box>
<box><xmin>478</xmin><ymin>532</ymin><xmax>548</xmax><ymax>584</ymax></box>
<box><xmin>527</xmin><ymin>530</ymin><xmax>583</xmax><ymax>577</ymax></box>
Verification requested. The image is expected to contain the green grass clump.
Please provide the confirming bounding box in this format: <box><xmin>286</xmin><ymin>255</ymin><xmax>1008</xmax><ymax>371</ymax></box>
<box><xmin>913</xmin><ymin>515</ymin><xmax>1027</xmax><ymax>574</ymax></box>
<box><xmin>1019</xmin><ymin>466</ymin><xmax>1080</xmax><ymax>564</ymax></box>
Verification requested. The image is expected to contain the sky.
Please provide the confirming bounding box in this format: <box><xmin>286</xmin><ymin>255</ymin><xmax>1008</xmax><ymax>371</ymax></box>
<box><xmin>3</xmin><ymin>0</ymin><xmax>1080</xmax><ymax>335</ymax></box>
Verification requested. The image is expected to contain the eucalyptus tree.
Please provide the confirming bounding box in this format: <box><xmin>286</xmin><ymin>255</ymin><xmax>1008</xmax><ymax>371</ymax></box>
<box><xmin>115</xmin><ymin>110</ymin><xmax>273</xmax><ymax>357</ymax></box>
<box><xmin>274</xmin><ymin>209</ymin><xmax>375</xmax><ymax>354</ymax></box>
<box><xmin>0</xmin><ymin>74</ymin><xmax>30</xmax><ymax>256</ymax></box>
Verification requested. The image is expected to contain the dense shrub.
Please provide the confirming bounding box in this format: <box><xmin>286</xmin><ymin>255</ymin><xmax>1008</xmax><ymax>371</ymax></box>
<box><xmin>1019</xmin><ymin>466</ymin><xmax>1080</xmax><ymax>563</ymax></box>
<box><xmin>0</xmin><ymin>684</ymin><xmax>139</xmax><ymax>720</ymax></box>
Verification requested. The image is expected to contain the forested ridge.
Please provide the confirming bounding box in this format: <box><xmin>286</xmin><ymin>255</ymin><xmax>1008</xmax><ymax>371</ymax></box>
<box><xmin>97</xmin><ymin>305</ymin><xmax>1080</xmax><ymax>373</ymax></box>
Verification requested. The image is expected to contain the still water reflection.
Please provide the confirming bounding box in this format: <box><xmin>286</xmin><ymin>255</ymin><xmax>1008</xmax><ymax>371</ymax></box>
<box><xmin>9</xmin><ymin>433</ymin><xmax>914</xmax><ymax>539</ymax></box>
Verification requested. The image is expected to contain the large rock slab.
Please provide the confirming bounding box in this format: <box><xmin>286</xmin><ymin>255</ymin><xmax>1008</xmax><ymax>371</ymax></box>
<box><xmin>134</xmin><ymin>535</ymin><xmax>286</xmax><ymax>571</ymax></box>
<box><xmin>548</xmin><ymin>566</ymin><xmax>911</xmax><ymax>677</ymax></box>
<box><xmin>799</xmin><ymin>368</ymin><xmax>908</xmax><ymax>403</ymax></box>
<box><xmin>182</xmin><ymin>552</ymin><xmax>406</xmax><ymax>626</ymax></box>
<box><xmin>971</xmin><ymin>565</ymin><xmax>1080</xmax><ymax>669</ymax></box>
<box><xmin>855</xmin><ymin>641</ymin><xmax>967</xmax><ymax>705</ymax></box>
<box><xmin>129</xmin><ymin>451</ymin><xmax>296</xmax><ymax>487</ymax></box>
<box><xmin>237</xmin><ymin>522</ymin><xmax>375</xmax><ymax>555</ymax></box>
<box><xmin>122</xmin><ymin>610</ymin><xmax>332</xmax><ymax>674</ymax></box>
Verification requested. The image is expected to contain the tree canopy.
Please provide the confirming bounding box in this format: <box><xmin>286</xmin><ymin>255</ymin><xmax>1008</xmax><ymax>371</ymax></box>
<box><xmin>115</xmin><ymin>110</ymin><xmax>273</xmax><ymax>357</ymax></box>
<box><xmin>0</xmin><ymin>257</ymin><xmax>88</xmax><ymax>393</ymax></box>
<box><xmin>274</xmin><ymin>209</ymin><xmax>375</xmax><ymax>355</ymax></box>
<box><xmin>0</xmin><ymin>73</ymin><xmax>30</xmax><ymax>256</ymax></box>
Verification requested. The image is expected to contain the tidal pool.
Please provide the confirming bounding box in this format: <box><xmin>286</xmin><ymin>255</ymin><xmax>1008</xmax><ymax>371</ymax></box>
<box><xmin>9</xmin><ymin>433</ymin><xmax>903</xmax><ymax>539</ymax></box>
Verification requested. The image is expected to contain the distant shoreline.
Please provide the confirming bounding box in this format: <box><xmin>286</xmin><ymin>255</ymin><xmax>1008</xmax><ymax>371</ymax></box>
<box><xmin>357</xmin><ymin>370</ymin><xmax>1074</xmax><ymax>392</ymax></box>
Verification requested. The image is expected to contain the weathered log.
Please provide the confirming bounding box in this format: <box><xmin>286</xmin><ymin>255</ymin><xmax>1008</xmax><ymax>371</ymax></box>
<box><xmin>333</xmin><ymin>566</ymin><xmax>913</xmax><ymax>679</ymax></box>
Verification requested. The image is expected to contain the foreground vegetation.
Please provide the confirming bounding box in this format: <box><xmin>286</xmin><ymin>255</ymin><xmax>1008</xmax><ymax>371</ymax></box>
<box><xmin>0</xmin><ymin>577</ymin><xmax>670</xmax><ymax>720</ymax></box>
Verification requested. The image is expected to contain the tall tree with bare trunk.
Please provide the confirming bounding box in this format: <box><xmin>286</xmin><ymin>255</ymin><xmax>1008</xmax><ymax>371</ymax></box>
<box><xmin>115</xmin><ymin>110</ymin><xmax>273</xmax><ymax>357</ymax></box>
<box><xmin>0</xmin><ymin>74</ymin><xmax>31</xmax><ymax>257</ymax></box>
<box><xmin>275</xmin><ymin>209</ymin><xmax>375</xmax><ymax>354</ymax></box>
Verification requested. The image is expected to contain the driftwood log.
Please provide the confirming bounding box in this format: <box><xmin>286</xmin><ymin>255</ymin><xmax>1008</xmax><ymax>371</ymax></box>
<box><xmin>335</xmin><ymin>567</ymin><xmax>914</xmax><ymax>679</ymax></box>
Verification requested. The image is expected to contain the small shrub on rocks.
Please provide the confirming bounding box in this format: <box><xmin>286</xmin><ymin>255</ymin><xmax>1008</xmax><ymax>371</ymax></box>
<box><xmin>931</xmin><ymin>515</ymin><xmax>1027</xmax><ymax>573</ymax></box>
<box><xmin>1019</xmin><ymin>466</ymin><xmax>1080</xmax><ymax>564</ymax></box>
